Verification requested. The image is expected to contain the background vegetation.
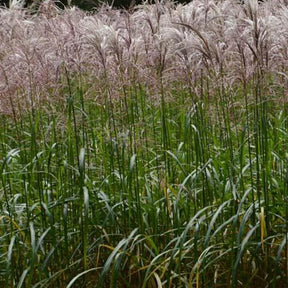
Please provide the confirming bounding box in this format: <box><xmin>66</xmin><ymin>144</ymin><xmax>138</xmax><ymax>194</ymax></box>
<box><xmin>1</xmin><ymin>0</ymin><xmax>288</xmax><ymax>287</ymax></box>
<box><xmin>0</xmin><ymin>0</ymin><xmax>190</xmax><ymax>10</ymax></box>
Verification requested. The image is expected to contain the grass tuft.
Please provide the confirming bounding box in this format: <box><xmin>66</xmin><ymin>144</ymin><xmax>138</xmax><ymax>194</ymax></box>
<box><xmin>1</xmin><ymin>0</ymin><xmax>288</xmax><ymax>287</ymax></box>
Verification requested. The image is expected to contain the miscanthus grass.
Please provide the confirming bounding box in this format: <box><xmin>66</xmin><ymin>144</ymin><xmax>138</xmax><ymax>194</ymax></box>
<box><xmin>1</xmin><ymin>0</ymin><xmax>288</xmax><ymax>287</ymax></box>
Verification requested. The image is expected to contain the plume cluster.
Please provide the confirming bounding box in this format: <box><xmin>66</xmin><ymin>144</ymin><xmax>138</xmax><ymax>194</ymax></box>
<box><xmin>0</xmin><ymin>0</ymin><xmax>288</xmax><ymax>113</ymax></box>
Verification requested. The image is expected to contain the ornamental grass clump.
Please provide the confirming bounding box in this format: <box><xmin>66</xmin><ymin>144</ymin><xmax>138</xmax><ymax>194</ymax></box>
<box><xmin>1</xmin><ymin>0</ymin><xmax>288</xmax><ymax>287</ymax></box>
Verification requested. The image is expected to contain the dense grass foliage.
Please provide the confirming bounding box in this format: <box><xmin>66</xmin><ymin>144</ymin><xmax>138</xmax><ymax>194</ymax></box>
<box><xmin>1</xmin><ymin>0</ymin><xmax>288</xmax><ymax>287</ymax></box>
